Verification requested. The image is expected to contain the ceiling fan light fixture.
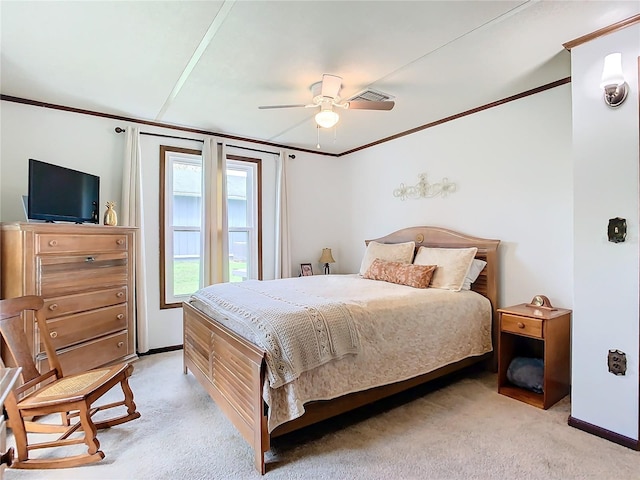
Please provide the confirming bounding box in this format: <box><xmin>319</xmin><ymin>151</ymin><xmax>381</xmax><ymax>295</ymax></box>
<box><xmin>315</xmin><ymin>108</ymin><xmax>339</xmax><ymax>128</ymax></box>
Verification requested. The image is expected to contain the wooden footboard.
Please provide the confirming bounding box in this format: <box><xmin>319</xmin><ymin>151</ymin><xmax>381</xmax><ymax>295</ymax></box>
<box><xmin>183</xmin><ymin>302</ymin><xmax>269</xmax><ymax>474</ymax></box>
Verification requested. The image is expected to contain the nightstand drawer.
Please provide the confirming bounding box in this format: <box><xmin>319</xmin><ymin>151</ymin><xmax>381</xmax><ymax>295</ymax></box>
<box><xmin>501</xmin><ymin>314</ymin><xmax>543</xmax><ymax>338</ymax></box>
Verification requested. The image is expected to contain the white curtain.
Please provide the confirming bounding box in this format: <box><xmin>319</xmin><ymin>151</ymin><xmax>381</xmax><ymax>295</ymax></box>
<box><xmin>201</xmin><ymin>138</ymin><xmax>229</xmax><ymax>285</ymax></box>
<box><xmin>274</xmin><ymin>150</ymin><xmax>292</xmax><ymax>278</ymax></box>
<box><xmin>121</xmin><ymin>127</ymin><xmax>149</xmax><ymax>353</ymax></box>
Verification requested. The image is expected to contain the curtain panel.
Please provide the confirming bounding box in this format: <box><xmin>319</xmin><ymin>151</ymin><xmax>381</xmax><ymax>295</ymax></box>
<box><xmin>121</xmin><ymin>127</ymin><xmax>149</xmax><ymax>353</ymax></box>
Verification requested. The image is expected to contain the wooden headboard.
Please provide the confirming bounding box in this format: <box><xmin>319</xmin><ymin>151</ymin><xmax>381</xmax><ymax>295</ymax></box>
<box><xmin>366</xmin><ymin>226</ymin><xmax>500</xmax><ymax>366</ymax></box>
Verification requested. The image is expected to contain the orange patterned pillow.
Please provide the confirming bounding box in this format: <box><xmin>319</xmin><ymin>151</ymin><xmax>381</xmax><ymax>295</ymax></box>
<box><xmin>363</xmin><ymin>258</ymin><xmax>437</xmax><ymax>289</ymax></box>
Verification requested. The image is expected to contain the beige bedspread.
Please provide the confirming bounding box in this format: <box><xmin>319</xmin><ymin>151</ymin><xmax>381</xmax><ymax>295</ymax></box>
<box><xmin>189</xmin><ymin>274</ymin><xmax>492</xmax><ymax>432</ymax></box>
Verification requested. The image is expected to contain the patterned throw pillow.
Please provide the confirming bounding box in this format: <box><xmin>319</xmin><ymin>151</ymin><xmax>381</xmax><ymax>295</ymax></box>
<box><xmin>363</xmin><ymin>258</ymin><xmax>437</xmax><ymax>289</ymax></box>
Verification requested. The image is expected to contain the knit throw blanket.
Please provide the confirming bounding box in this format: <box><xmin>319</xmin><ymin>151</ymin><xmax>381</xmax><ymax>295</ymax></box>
<box><xmin>191</xmin><ymin>280</ymin><xmax>361</xmax><ymax>388</ymax></box>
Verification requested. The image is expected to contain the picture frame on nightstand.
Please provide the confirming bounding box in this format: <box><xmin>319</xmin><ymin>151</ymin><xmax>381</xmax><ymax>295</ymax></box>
<box><xmin>300</xmin><ymin>263</ymin><xmax>313</xmax><ymax>276</ymax></box>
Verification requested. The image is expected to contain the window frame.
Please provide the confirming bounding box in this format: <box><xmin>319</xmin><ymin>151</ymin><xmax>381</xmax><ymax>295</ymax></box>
<box><xmin>227</xmin><ymin>154</ymin><xmax>263</xmax><ymax>282</ymax></box>
<box><xmin>159</xmin><ymin>147</ymin><xmax>262</xmax><ymax>310</ymax></box>
<box><xmin>159</xmin><ymin>146</ymin><xmax>203</xmax><ymax>309</ymax></box>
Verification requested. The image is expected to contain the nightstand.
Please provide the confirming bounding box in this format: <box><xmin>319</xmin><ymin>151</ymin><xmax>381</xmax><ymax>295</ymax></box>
<box><xmin>497</xmin><ymin>303</ymin><xmax>571</xmax><ymax>409</ymax></box>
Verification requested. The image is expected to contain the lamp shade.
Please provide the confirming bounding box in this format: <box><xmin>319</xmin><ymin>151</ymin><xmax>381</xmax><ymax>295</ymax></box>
<box><xmin>315</xmin><ymin>109</ymin><xmax>339</xmax><ymax>129</ymax></box>
<box><xmin>319</xmin><ymin>248</ymin><xmax>335</xmax><ymax>264</ymax></box>
<box><xmin>600</xmin><ymin>53</ymin><xmax>625</xmax><ymax>88</ymax></box>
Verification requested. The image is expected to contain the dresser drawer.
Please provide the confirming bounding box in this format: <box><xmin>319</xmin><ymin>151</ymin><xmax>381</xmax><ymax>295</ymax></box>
<box><xmin>36</xmin><ymin>233</ymin><xmax>128</xmax><ymax>254</ymax></box>
<box><xmin>38</xmin><ymin>253</ymin><xmax>129</xmax><ymax>297</ymax></box>
<box><xmin>41</xmin><ymin>304</ymin><xmax>128</xmax><ymax>351</ymax></box>
<box><xmin>501</xmin><ymin>314</ymin><xmax>544</xmax><ymax>338</ymax></box>
<box><xmin>43</xmin><ymin>286</ymin><xmax>128</xmax><ymax>319</ymax></box>
<box><xmin>38</xmin><ymin>331</ymin><xmax>129</xmax><ymax>376</ymax></box>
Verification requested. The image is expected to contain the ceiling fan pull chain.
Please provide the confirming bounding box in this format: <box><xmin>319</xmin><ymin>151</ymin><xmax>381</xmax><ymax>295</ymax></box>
<box><xmin>316</xmin><ymin>125</ymin><xmax>321</xmax><ymax>149</ymax></box>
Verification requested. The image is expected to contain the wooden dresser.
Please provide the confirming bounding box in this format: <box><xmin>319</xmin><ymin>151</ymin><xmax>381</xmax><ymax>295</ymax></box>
<box><xmin>0</xmin><ymin>223</ymin><xmax>137</xmax><ymax>375</ymax></box>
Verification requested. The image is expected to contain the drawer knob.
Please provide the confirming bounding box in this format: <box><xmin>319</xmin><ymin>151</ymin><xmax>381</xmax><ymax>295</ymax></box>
<box><xmin>50</xmin><ymin>331</ymin><xmax>58</xmax><ymax>338</ymax></box>
<box><xmin>48</xmin><ymin>303</ymin><xmax>58</xmax><ymax>311</ymax></box>
<box><xmin>117</xmin><ymin>341</ymin><xmax>124</xmax><ymax>348</ymax></box>
<box><xmin>116</xmin><ymin>239</ymin><xmax>125</xmax><ymax>245</ymax></box>
<box><xmin>0</xmin><ymin>447</ymin><xmax>14</xmax><ymax>467</ymax></box>
<box><xmin>117</xmin><ymin>313</ymin><xmax>124</xmax><ymax>320</ymax></box>
<box><xmin>48</xmin><ymin>240</ymin><xmax>58</xmax><ymax>247</ymax></box>
<box><xmin>116</xmin><ymin>292</ymin><xmax>124</xmax><ymax>298</ymax></box>
<box><xmin>517</xmin><ymin>322</ymin><xmax>525</xmax><ymax>329</ymax></box>
<box><xmin>85</xmin><ymin>256</ymin><xmax>95</xmax><ymax>263</ymax></box>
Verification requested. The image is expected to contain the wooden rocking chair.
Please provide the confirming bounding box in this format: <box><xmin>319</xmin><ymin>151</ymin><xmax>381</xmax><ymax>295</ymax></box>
<box><xmin>0</xmin><ymin>295</ymin><xmax>140</xmax><ymax>469</ymax></box>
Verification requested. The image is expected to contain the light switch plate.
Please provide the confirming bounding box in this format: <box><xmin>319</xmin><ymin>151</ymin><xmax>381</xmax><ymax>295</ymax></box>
<box><xmin>608</xmin><ymin>217</ymin><xmax>627</xmax><ymax>243</ymax></box>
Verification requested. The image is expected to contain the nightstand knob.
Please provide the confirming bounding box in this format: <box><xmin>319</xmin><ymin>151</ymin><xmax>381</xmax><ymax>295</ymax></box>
<box><xmin>48</xmin><ymin>303</ymin><xmax>58</xmax><ymax>311</ymax></box>
<box><xmin>48</xmin><ymin>240</ymin><xmax>58</xmax><ymax>247</ymax></box>
<box><xmin>517</xmin><ymin>322</ymin><xmax>525</xmax><ymax>329</ymax></box>
<box><xmin>117</xmin><ymin>341</ymin><xmax>124</xmax><ymax>348</ymax></box>
<box><xmin>50</xmin><ymin>331</ymin><xmax>58</xmax><ymax>338</ymax></box>
<box><xmin>117</xmin><ymin>313</ymin><xmax>124</xmax><ymax>320</ymax></box>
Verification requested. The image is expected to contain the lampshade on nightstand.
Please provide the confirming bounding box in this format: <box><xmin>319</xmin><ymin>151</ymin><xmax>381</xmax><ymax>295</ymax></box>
<box><xmin>319</xmin><ymin>248</ymin><xmax>335</xmax><ymax>275</ymax></box>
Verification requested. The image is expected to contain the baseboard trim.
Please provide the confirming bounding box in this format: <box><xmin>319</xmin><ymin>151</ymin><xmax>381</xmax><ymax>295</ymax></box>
<box><xmin>139</xmin><ymin>344</ymin><xmax>184</xmax><ymax>356</ymax></box>
<box><xmin>568</xmin><ymin>415</ymin><xmax>640</xmax><ymax>450</ymax></box>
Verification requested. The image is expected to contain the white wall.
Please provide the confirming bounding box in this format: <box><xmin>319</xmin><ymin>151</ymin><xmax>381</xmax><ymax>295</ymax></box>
<box><xmin>0</xmin><ymin>101</ymin><xmax>124</xmax><ymax>221</ymax></box>
<box><xmin>570</xmin><ymin>25</ymin><xmax>640</xmax><ymax>440</ymax></box>
<box><xmin>340</xmin><ymin>85</ymin><xmax>574</xmax><ymax>309</ymax></box>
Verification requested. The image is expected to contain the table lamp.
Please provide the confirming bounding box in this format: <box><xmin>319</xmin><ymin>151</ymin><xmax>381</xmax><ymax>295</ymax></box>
<box><xmin>319</xmin><ymin>248</ymin><xmax>335</xmax><ymax>275</ymax></box>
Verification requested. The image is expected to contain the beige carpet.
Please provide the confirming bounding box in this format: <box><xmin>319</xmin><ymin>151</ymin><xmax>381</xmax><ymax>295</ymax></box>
<box><xmin>5</xmin><ymin>350</ymin><xmax>640</xmax><ymax>480</ymax></box>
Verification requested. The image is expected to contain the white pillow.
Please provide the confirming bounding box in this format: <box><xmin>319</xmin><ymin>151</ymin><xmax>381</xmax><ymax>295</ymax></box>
<box><xmin>358</xmin><ymin>241</ymin><xmax>415</xmax><ymax>276</ymax></box>
<box><xmin>413</xmin><ymin>246</ymin><xmax>478</xmax><ymax>291</ymax></box>
<box><xmin>461</xmin><ymin>259</ymin><xmax>487</xmax><ymax>291</ymax></box>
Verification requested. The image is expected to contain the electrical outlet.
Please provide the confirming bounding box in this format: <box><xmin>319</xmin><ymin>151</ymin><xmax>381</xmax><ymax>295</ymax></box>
<box><xmin>607</xmin><ymin>349</ymin><xmax>627</xmax><ymax>375</ymax></box>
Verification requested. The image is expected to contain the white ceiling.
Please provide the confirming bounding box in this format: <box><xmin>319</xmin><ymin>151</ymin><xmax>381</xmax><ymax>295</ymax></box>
<box><xmin>1</xmin><ymin>1</ymin><xmax>639</xmax><ymax>155</ymax></box>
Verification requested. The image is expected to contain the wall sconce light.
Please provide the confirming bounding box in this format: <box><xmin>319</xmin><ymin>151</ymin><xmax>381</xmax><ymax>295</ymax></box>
<box><xmin>600</xmin><ymin>52</ymin><xmax>628</xmax><ymax>108</ymax></box>
<box><xmin>319</xmin><ymin>248</ymin><xmax>335</xmax><ymax>274</ymax></box>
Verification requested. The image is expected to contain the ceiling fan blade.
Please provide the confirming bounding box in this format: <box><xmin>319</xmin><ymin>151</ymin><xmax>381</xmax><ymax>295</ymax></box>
<box><xmin>258</xmin><ymin>104</ymin><xmax>309</xmax><ymax>109</ymax></box>
<box><xmin>321</xmin><ymin>74</ymin><xmax>342</xmax><ymax>99</ymax></box>
<box><xmin>345</xmin><ymin>100</ymin><xmax>395</xmax><ymax>111</ymax></box>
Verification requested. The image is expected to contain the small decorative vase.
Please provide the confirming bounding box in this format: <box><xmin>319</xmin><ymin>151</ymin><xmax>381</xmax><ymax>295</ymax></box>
<box><xmin>103</xmin><ymin>201</ymin><xmax>118</xmax><ymax>226</ymax></box>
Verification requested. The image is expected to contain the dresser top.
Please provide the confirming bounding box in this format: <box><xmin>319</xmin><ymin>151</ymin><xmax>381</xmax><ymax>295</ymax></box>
<box><xmin>1</xmin><ymin>222</ymin><xmax>136</xmax><ymax>233</ymax></box>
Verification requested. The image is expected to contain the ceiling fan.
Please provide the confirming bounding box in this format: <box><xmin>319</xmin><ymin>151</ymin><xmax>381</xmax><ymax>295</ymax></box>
<box><xmin>258</xmin><ymin>74</ymin><xmax>395</xmax><ymax>129</ymax></box>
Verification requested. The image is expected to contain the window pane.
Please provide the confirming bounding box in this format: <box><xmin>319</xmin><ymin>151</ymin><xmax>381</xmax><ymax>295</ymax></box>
<box><xmin>173</xmin><ymin>230</ymin><xmax>201</xmax><ymax>296</ymax></box>
<box><xmin>173</xmin><ymin>257</ymin><xmax>201</xmax><ymax>296</ymax></box>
<box><xmin>229</xmin><ymin>230</ymin><xmax>249</xmax><ymax>282</ymax></box>
<box><xmin>227</xmin><ymin>169</ymin><xmax>247</xmax><ymax>228</ymax></box>
<box><xmin>172</xmin><ymin>162</ymin><xmax>202</xmax><ymax>227</ymax></box>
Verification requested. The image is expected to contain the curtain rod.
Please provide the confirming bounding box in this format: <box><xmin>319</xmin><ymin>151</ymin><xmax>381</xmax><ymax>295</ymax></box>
<box><xmin>113</xmin><ymin>127</ymin><xmax>294</xmax><ymax>158</ymax></box>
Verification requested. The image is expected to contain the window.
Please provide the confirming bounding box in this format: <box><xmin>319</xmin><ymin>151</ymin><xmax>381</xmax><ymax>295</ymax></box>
<box><xmin>160</xmin><ymin>147</ymin><xmax>262</xmax><ymax>309</ymax></box>
<box><xmin>227</xmin><ymin>155</ymin><xmax>262</xmax><ymax>283</ymax></box>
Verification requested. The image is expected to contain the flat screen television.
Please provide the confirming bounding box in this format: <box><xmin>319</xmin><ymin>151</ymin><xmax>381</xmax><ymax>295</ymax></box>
<box><xmin>28</xmin><ymin>159</ymin><xmax>100</xmax><ymax>224</ymax></box>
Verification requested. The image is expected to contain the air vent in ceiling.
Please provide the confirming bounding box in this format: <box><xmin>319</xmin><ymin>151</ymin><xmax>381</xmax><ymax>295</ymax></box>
<box><xmin>347</xmin><ymin>88</ymin><xmax>395</xmax><ymax>103</ymax></box>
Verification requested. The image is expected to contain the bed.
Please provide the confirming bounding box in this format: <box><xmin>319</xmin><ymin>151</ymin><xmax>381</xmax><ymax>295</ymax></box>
<box><xmin>183</xmin><ymin>226</ymin><xmax>500</xmax><ymax>474</ymax></box>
